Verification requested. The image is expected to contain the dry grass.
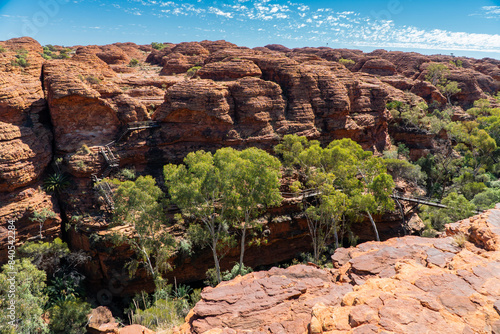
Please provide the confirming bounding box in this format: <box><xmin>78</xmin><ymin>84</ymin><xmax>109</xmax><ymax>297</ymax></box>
<box><xmin>452</xmin><ymin>232</ymin><xmax>468</xmax><ymax>248</ymax></box>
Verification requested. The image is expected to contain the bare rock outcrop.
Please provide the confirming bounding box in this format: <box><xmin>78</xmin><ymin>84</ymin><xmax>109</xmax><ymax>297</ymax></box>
<box><xmin>180</xmin><ymin>265</ymin><xmax>353</xmax><ymax>334</ymax></box>
<box><xmin>359</xmin><ymin>58</ymin><xmax>397</xmax><ymax>76</ymax></box>
<box><xmin>197</xmin><ymin>59</ymin><xmax>262</xmax><ymax>80</ymax></box>
<box><xmin>43</xmin><ymin>49</ymin><xmax>180</xmax><ymax>154</ymax></box>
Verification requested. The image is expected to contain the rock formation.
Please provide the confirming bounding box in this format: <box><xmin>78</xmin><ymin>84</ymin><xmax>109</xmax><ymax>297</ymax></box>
<box><xmin>179</xmin><ymin>205</ymin><xmax>500</xmax><ymax>334</ymax></box>
<box><xmin>0</xmin><ymin>37</ymin><xmax>60</xmax><ymax>256</ymax></box>
<box><xmin>0</xmin><ymin>36</ymin><xmax>499</xmax><ymax>298</ymax></box>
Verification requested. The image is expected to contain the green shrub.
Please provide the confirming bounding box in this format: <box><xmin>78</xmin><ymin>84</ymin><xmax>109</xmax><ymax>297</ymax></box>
<box><xmin>471</xmin><ymin>188</ymin><xmax>500</xmax><ymax>209</ymax></box>
<box><xmin>467</xmin><ymin>99</ymin><xmax>491</xmax><ymax>117</ymax></box>
<box><xmin>132</xmin><ymin>299</ymin><xmax>183</xmax><ymax>330</ymax></box>
<box><xmin>0</xmin><ymin>45</ymin><xmax>6</xmax><ymax>53</ymax></box>
<box><xmin>18</xmin><ymin>238</ymin><xmax>70</xmax><ymax>273</ymax></box>
<box><xmin>171</xmin><ymin>284</ymin><xmax>192</xmax><ymax>300</ymax></box>
<box><xmin>449</xmin><ymin>59</ymin><xmax>463</xmax><ymax>68</ymax></box>
<box><xmin>151</xmin><ymin>42</ymin><xmax>167</xmax><ymax>50</ymax></box>
<box><xmin>420</xmin><ymin>192</ymin><xmax>475</xmax><ymax>231</ymax></box>
<box><xmin>186</xmin><ymin>66</ymin><xmax>202</xmax><ymax>78</ymax></box>
<box><xmin>460</xmin><ymin>181</ymin><xmax>487</xmax><ymax>200</ymax></box>
<box><xmin>397</xmin><ymin>143</ymin><xmax>410</xmax><ymax>159</ymax></box>
<box><xmin>126</xmin><ymin>285</ymin><xmax>200</xmax><ymax>331</ymax></box>
<box><xmin>177</xmin><ymin>239</ymin><xmax>193</xmax><ymax>256</ymax></box>
<box><xmin>11</xmin><ymin>49</ymin><xmax>29</xmax><ymax>67</ymax></box>
<box><xmin>43</xmin><ymin>173</ymin><xmax>70</xmax><ymax>193</ymax></box>
<box><xmin>190</xmin><ymin>288</ymin><xmax>202</xmax><ymax>306</ymax></box>
<box><xmin>129</xmin><ymin>58</ymin><xmax>139</xmax><ymax>67</ymax></box>
<box><xmin>222</xmin><ymin>263</ymin><xmax>253</xmax><ymax>281</ymax></box>
<box><xmin>48</xmin><ymin>299</ymin><xmax>91</xmax><ymax>334</ymax></box>
<box><xmin>84</xmin><ymin>75</ymin><xmax>101</xmax><ymax>84</ymax></box>
<box><xmin>421</xmin><ymin>227</ymin><xmax>438</xmax><ymax>238</ymax></box>
<box><xmin>386</xmin><ymin>100</ymin><xmax>404</xmax><ymax>111</ymax></box>
<box><xmin>205</xmin><ymin>263</ymin><xmax>253</xmax><ymax>287</ymax></box>
<box><xmin>45</xmin><ymin>274</ymin><xmax>86</xmax><ymax>309</ymax></box>
<box><xmin>384</xmin><ymin>158</ymin><xmax>424</xmax><ymax>184</ymax></box>
<box><xmin>338</xmin><ymin>58</ymin><xmax>355</xmax><ymax>66</ymax></box>
<box><xmin>57</xmin><ymin>48</ymin><xmax>71</xmax><ymax>59</ymax></box>
<box><xmin>118</xmin><ymin>167</ymin><xmax>136</xmax><ymax>180</ymax></box>
<box><xmin>12</xmin><ymin>51</ymin><xmax>29</xmax><ymax>68</ymax></box>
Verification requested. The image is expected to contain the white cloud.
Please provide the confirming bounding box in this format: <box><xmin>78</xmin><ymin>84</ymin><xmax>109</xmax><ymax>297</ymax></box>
<box><xmin>208</xmin><ymin>7</ymin><xmax>233</xmax><ymax>18</ymax></box>
<box><xmin>471</xmin><ymin>6</ymin><xmax>500</xmax><ymax>19</ymax></box>
<box><xmin>109</xmin><ymin>0</ymin><xmax>500</xmax><ymax>54</ymax></box>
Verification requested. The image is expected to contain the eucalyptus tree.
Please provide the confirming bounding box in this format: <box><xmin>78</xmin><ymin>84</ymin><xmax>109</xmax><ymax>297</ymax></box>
<box><xmin>112</xmin><ymin>176</ymin><xmax>175</xmax><ymax>285</ymax></box>
<box><xmin>164</xmin><ymin>151</ymin><xmax>232</xmax><ymax>284</ymax></box>
<box><xmin>221</xmin><ymin>147</ymin><xmax>282</xmax><ymax>276</ymax></box>
<box><xmin>275</xmin><ymin>135</ymin><xmax>395</xmax><ymax>260</ymax></box>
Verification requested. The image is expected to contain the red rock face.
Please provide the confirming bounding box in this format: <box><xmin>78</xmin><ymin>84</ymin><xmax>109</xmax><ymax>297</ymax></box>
<box><xmin>360</xmin><ymin>58</ymin><xmax>397</xmax><ymax>76</ymax></box>
<box><xmin>198</xmin><ymin>59</ymin><xmax>262</xmax><ymax>80</ymax></box>
<box><xmin>0</xmin><ymin>37</ymin><xmax>60</xmax><ymax>251</ymax></box>
<box><xmin>180</xmin><ymin>206</ymin><xmax>500</xmax><ymax>334</ymax></box>
<box><xmin>0</xmin><ymin>38</ymin><xmax>52</xmax><ymax>191</ymax></box>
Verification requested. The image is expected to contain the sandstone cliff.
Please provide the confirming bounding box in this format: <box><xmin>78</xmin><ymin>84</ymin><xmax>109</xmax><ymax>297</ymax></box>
<box><xmin>1</xmin><ymin>37</ymin><xmax>499</xmax><ymax>295</ymax></box>
<box><xmin>0</xmin><ymin>38</ymin><xmax>59</xmax><ymax>257</ymax></box>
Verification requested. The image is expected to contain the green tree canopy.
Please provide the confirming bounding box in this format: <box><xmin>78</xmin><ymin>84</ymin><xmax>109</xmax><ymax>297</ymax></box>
<box><xmin>276</xmin><ymin>135</ymin><xmax>395</xmax><ymax>261</ymax></box>
<box><xmin>425</xmin><ymin>63</ymin><xmax>449</xmax><ymax>86</ymax></box>
<box><xmin>440</xmin><ymin>81</ymin><xmax>461</xmax><ymax>105</ymax></box>
<box><xmin>164</xmin><ymin>150</ymin><xmax>234</xmax><ymax>283</ymax></box>
<box><xmin>221</xmin><ymin>147</ymin><xmax>282</xmax><ymax>275</ymax></box>
<box><xmin>471</xmin><ymin>188</ymin><xmax>500</xmax><ymax>210</ymax></box>
<box><xmin>420</xmin><ymin>192</ymin><xmax>475</xmax><ymax>231</ymax></box>
<box><xmin>0</xmin><ymin>259</ymin><xmax>48</xmax><ymax>334</ymax></box>
<box><xmin>112</xmin><ymin>175</ymin><xmax>175</xmax><ymax>283</ymax></box>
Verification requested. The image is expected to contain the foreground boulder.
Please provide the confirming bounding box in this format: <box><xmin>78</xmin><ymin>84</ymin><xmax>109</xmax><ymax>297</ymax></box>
<box><xmin>179</xmin><ymin>206</ymin><xmax>500</xmax><ymax>333</ymax></box>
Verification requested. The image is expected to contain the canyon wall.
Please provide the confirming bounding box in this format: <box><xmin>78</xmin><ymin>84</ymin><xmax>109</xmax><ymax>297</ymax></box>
<box><xmin>0</xmin><ymin>37</ymin><xmax>499</xmax><ymax>292</ymax></box>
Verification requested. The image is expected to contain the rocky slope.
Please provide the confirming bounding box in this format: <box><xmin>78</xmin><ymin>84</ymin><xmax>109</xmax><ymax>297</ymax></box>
<box><xmin>0</xmin><ymin>37</ymin><xmax>499</xmax><ymax>290</ymax></box>
<box><xmin>179</xmin><ymin>205</ymin><xmax>500</xmax><ymax>334</ymax></box>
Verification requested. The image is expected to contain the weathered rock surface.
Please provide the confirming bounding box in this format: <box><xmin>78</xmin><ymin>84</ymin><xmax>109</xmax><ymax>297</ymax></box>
<box><xmin>197</xmin><ymin>59</ymin><xmax>262</xmax><ymax>80</ymax></box>
<box><xmin>0</xmin><ymin>37</ymin><xmax>52</xmax><ymax>191</ymax></box>
<box><xmin>43</xmin><ymin>50</ymin><xmax>180</xmax><ymax>154</ymax></box>
<box><xmin>179</xmin><ymin>206</ymin><xmax>500</xmax><ymax>333</ymax></box>
<box><xmin>0</xmin><ymin>37</ymin><xmax>60</xmax><ymax>255</ymax></box>
<box><xmin>180</xmin><ymin>265</ymin><xmax>353</xmax><ymax>334</ymax></box>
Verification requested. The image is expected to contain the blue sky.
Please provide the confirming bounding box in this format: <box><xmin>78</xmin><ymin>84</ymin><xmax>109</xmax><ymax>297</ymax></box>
<box><xmin>0</xmin><ymin>0</ymin><xmax>499</xmax><ymax>58</ymax></box>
